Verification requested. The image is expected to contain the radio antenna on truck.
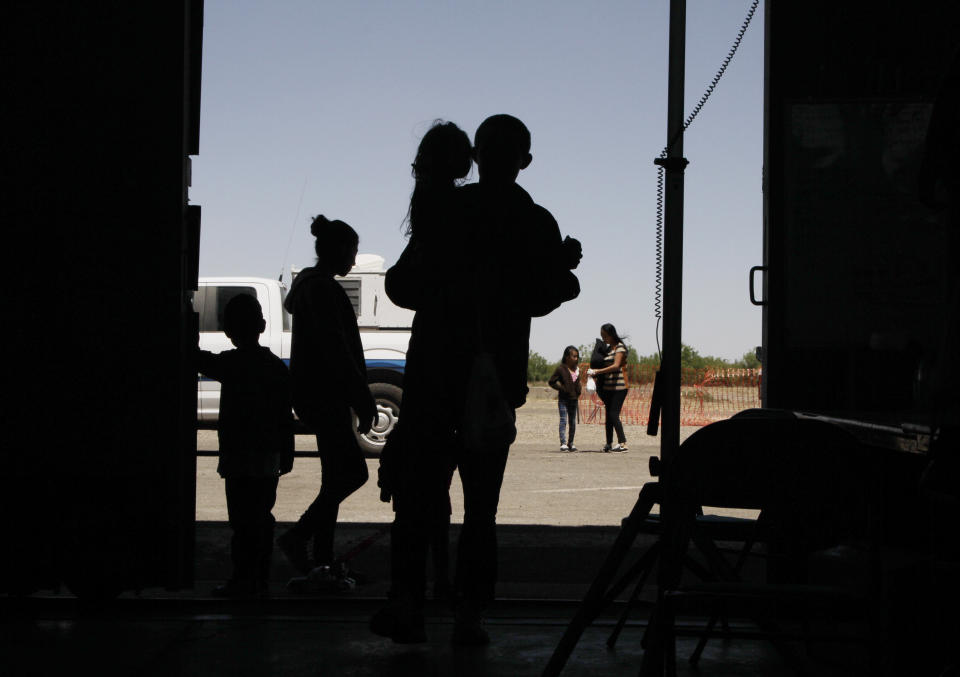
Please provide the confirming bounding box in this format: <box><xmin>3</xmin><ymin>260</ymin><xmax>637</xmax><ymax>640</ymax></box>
<box><xmin>279</xmin><ymin>175</ymin><xmax>309</xmax><ymax>282</ymax></box>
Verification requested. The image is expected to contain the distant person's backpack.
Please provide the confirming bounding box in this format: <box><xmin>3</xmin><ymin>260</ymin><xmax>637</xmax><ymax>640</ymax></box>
<box><xmin>590</xmin><ymin>338</ymin><xmax>610</xmax><ymax>390</ymax></box>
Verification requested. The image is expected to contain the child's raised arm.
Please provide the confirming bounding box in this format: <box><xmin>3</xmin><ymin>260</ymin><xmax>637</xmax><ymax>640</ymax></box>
<box><xmin>196</xmin><ymin>348</ymin><xmax>226</xmax><ymax>382</ymax></box>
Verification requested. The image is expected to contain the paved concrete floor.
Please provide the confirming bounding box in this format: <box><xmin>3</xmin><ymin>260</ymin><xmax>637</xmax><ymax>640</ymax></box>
<box><xmin>3</xmin><ymin>520</ymin><xmax>868</xmax><ymax>677</ymax></box>
<box><xmin>0</xmin><ymin>400</ymin><xmax>890</xmax><ymax>675</ymax></box>
<box><xmin>4</xmin><ymin>606</ymin><xmax>823</xmax><ymax>677</ymax></box>
<box><xmin>196</xmin><ymin>399</ymin><xmax>753</xmax><ymax>526</ymax></box>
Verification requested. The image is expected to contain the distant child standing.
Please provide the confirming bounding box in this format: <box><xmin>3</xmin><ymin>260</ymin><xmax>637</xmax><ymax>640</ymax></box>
<box><xmin>548</xmin><ymin>345</ymin><xmax>582</xmax><ymax>451</ymax></box>
<box><xmin>197</xmin><ymin>293</ymin><xmax>294</xmax><ymax>597</ymax></box>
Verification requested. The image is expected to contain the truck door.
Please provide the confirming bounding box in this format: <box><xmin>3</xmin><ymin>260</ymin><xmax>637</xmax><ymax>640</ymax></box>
<box><xmin>762</xmin><ymin>3</ymin><xmax>959</xmax><ymax>416</ymax></box>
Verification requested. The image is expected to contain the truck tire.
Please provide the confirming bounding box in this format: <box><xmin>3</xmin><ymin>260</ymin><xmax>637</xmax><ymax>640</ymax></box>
<box><xmin>355</xmin><ymin>382</ymin><xmax>402</xmax><ymax>457</ymax></box>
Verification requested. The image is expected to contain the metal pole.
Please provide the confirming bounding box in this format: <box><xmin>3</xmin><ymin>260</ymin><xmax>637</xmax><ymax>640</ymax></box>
<box><xmin>642</xmin><ymin>1</ymin><xmax>686</xmax><ymax>673</ymax></box>
<box><xmin>661</xmin><ymin>0</ymin><xmax>686</xmax><ymax>488</ymax></box>
<box><xmin>660</xmin><ymin>0</ymin><xmax>687</xmax><ymax>480</ymax></box>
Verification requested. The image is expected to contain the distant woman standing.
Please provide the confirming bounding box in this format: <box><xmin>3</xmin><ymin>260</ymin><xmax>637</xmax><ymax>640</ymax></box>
<box><xmin>588</xmin><ymin>323</ymin><xmax>629</xmax><ymax>452</ymax></box>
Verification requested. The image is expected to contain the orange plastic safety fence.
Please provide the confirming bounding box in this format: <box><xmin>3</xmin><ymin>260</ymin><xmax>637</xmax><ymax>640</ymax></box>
<box><xmin>578</xmin><ymin>365</ymin><xmax>762</xmax><ymax>427</ymax></box>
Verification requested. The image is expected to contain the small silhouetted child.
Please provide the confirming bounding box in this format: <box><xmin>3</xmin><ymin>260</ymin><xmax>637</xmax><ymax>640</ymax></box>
<box><xmin>197</xmin><ymin>293</ymin><xmax>294</xmax><ymax>597</ymax></box>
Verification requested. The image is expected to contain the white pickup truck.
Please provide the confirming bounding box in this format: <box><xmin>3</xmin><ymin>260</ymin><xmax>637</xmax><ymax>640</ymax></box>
<box><xmin>195</xmin><ymin>254</ymin><xmax>412</xmax><ymax>456</ymax></box>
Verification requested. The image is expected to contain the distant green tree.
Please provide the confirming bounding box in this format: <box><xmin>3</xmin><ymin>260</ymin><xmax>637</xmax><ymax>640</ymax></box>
<box><xmin>527</xmin><ymin>350</ymin><xmax>555</xmax><ymax>383</ymax></box>
<box><xmin>629</xmin><ymin>347</ymin><xmax>660</xmax><ymax>367</ymax></box>
<box><xmin>733</xmin><ymin>349</ymin><xmax>761</xmax><ymax>369</ymax></box>
<box><xmin>616</xmin><ymin>345</ymin><xmax>762</xmax><ymax>371</ymax></box>
<box><xmin>532</xmin><ymin>344</ymin><xmax>759</xmax><ymax>381</ymax></box>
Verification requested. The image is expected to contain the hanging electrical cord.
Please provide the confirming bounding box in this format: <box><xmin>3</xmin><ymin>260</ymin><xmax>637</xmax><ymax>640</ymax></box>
<box><xmin>653</xmin><ymin>0</ymin><xmax>759</xmax><ymax>358</ymax></box>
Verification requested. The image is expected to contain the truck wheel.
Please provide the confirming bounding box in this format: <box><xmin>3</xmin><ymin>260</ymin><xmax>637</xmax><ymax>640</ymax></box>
<box><xmin>355</xmin><ymin>383</ymin><xmax>402</xmax><ymax>457</ymax></box>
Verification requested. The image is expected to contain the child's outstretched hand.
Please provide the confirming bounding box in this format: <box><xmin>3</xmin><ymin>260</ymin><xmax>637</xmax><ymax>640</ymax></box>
<box><xmin>562</xmin><ymin>235</ymin><xmax>582</xmax><ymax>270</ymax></box>
<box><xmin>356</xmin><ymin>394</ymin><xmax>378</xmax><ymax>435</ymax></box>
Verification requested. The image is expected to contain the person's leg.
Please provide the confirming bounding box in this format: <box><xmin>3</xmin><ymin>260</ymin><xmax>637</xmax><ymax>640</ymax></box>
<box><xmin>282</xmin><ymin>415</ymin><xmax>368</xmax><ymax>570</ymax></box>
<box><xmin>255</xmin><ymin>477</ymin><xmax>279</xmax><ymax>588</ymax></box>
<box><xmin>372</xmin><ymin>437</ymin><xmax>450</xmax><ymax>643</ymax></box>
<box><xmin>452</xmin><ymin>434</ymin><xmax>510</xmax><ymax>645</ymax></box>
<box><xmin>608</xmin><ymin>389</ymin><xmax>628</xmax><ymax>445</ymax></box>
<box><xmin>600</xmin><ymin>390</ymin><xmax>614</xmax><ymax>446</ymax></box>
<box><xmin>309</xmin><ymin>432</ymin><xmax>369</xmax><ymax>565</ymax></box>
<box><xmin>566</xmin><ymin>400</ymin><xmax>578</xmax><ymax>447</ymax></box>
<box><xmin>455</xmin><ymin>437</ymin><xmax>511</xmax><ymax>608</ymax></box>
<box><xmin>224</xmin><ymin>476</ymin><xmax>258</xmax><ymax>590</ymax></box>
<box><xmin>430</xmin><ymin>513</ymin><xmax>451</xmax><ymax>598</ymax></box>
<box><xmin>557</xmin><ymin>399</ymin><xmax>568</xmax><ymax>446</ymax></box>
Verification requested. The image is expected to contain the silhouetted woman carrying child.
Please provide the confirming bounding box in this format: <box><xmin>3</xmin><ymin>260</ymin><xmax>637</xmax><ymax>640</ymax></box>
<box><xmin>277</xmin><ymin>215</ymin><xmax>377</xmax><ymax>578</ymax></box>
<box><xmin>548</xmin><ymin>345</ymin><xmax>583</xmax><ymax>451</ymax></box>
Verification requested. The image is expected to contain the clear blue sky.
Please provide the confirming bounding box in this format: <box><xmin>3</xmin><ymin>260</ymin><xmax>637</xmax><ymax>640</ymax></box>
<box><xmin>192</xmin><ymin>0</ymin><xmax>764</xmax><ymax>362</ymax></box>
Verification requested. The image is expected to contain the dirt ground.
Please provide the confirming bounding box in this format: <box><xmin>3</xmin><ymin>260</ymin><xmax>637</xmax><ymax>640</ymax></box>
<box><xmin>196</xmin><ymin>392</ymin><xmax>756</xmax><ymax>526</ymax></box>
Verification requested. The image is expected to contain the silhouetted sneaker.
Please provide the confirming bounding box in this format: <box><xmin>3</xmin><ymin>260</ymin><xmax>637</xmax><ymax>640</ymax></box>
<box><xmin>611</xmin><ymin>443</ymin><xmax>629</xmax><ymax>452</ymax></box>
<box><xmin>560</xmin><ymin>444</ymin><xmax>569</xmax><ymax>452</ymax></box>
<box><xmin>277</xmin><ymin>530</ymin><xmax>310</xmax><ymax>575</ymax></box>
<box><xmin>338</xmin><ymin>564</ymin><xmax>367</xmax><ymax>586</ymax></box>
<box><xmin>452</xmin><ymin>605</ymin><xmax>490</xmax><ymax>646</ymax></box>
<box><xmin>211</xmin><ymin>580</ymin><xmax>259</xmax><ymax>598</ymax></box>
<box><xmin>602</xmin><ymin>444</ymin><xmax>612</xmax><ymax>452</ymax></box>
<box><xmin>370</xmin><ymin>601</ymin><xmax>427</xmax><ymax>644</ymax></box>
<box><xmin>452</xmin><ymin>618</ymin><xmax>490</xmax><ymax>646</ymax></box>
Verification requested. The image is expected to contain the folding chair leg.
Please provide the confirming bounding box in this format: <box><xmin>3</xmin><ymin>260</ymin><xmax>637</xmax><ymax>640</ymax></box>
<box><xmin>689</xmin><ymin>614</ymin><xmax>720</xmax><ymax>666</ymax></box>
<box><xmin>686</xmin><ymin>523</ymin><xmax>758</xmax><ymax>664</ymax></box>
<box><xmin>607</xmin><ymin>543</ymin><xmax>660</xmax><ymax>648</ymax></box>
<box><xmin>543</xmin><ymin>483</ymin><xmax>660</xmax><ymax>677</ymax></box>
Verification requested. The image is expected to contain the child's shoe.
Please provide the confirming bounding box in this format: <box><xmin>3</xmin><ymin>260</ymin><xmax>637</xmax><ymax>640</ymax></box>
<box><xmin>560</xmin><ymin>444</ymin><xmax>569</xmax><ymax>452</ymax></box>
<box><xmin>569</xmin><ymin>444</ymin><xmax>578</xmax><ymax>451</ymax></box>
<box><xmin>611</xmin><ymin>443</ymin><xmax>629</xmax><ymax>452</ymax></box>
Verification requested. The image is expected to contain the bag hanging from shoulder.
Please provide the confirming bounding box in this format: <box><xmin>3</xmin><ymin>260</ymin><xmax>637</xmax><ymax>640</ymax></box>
<box><xmin>461</xmin><ymin>352</ymin><xmax>516</xmax><ymax>451</ymax></box>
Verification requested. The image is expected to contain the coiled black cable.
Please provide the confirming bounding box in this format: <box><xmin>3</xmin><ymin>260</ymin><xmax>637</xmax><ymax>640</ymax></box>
<box><xmin>653</xmin><ymin>0</ymin><xmax>759</xmax><ymax>358</ymax></box>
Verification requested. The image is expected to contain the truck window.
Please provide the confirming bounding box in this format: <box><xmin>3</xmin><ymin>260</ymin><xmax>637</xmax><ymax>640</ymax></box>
<box><xmin>191</xmin><ymin>289</ymin><xmax>204</xmax><ymax>321</ymax></box>
<box><xmin>199</xmin><ymin>285</ymin><xmax>257</xmax><ymax>332</ymax></box>
<box><xmin>337</xmin><ymin>278</ymin><xmax>361</xmax><ymax>317</ymax></box>
<box><xmin>280</xmin><ymin>286</ymin><xmax>291</xmax><ymax>331</ymax></box>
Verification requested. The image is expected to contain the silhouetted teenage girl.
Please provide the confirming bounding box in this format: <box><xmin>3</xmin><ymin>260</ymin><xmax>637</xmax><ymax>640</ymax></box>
<box><xmin>277</xmin><ymin>215</ymin><xmax>377</xmax><ymax>575</ymax></box>
<box><xmin>548</xmin><ymin>345</ymin><xmax>582</xmax><ymax>451</ymax></box>
<box><xmin>588</xmin><ymin>323</ymin><xmax>629</xmax><ymax>451</ymax></box>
